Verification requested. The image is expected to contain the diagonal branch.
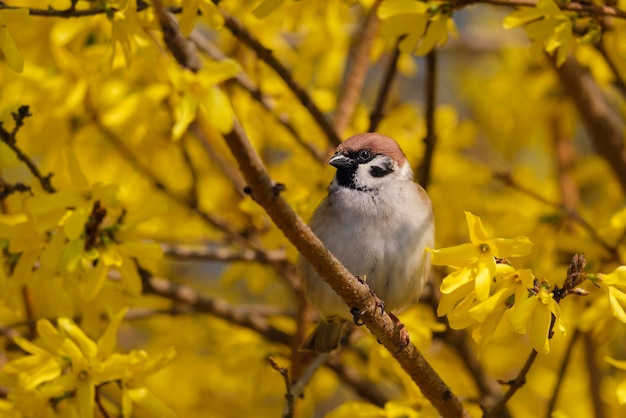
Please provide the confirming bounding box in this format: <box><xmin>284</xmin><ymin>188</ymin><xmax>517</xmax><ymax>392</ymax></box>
<box><xmin>553</xmin><ymin>56</ymin><xmax>626</xmax><ymax>195</ymax></box>
<box><xmin>0</xmin><ymin>106</ymin><xmax>56</xmax><ymax>193</ymax></box>
<box><xmin>417</xmin><ymin>50</ymin><xmax>438</xmax><ymax>189</ymax></box>
<box><xmin>451</xmin><ymin>0</ymin><xmax>626</xmax><ymax>19</ymax></box>
<box><xmin>221</xmin><ymin>118</ymin><xmax>468</xmax><ymax>417</ymax></box>
<box><xmin>369</xmin><ymin>37</ymin><xmax>403</xmax><ymax>132</ymax></box>
<box><xmin>486</xmin><ymin>350</ymin><xmax>539</xmax><ymax>417</ymax></box>
<box><xmin>162</xmin><ymin>242</ymin><xmax>287</xmax><ymax>263</ymax></box>
<box><xmin>139</xmin><ymin>271</ymin><xmax>292</xmax><ymax>346</ymax></box>
<box><xmin>189</xmin><ymin>31</ymin><xmax>326</xmax><ymax>164</ymax></box>
<box><xmin>221</xmin><ymin>12</ymin><xmax>342</xmax><ymax>147</ymax></box>
<box><xmin>333</xmin><ymin>0</ymin><xmax>383</xmax><ymax>137</ymax></box>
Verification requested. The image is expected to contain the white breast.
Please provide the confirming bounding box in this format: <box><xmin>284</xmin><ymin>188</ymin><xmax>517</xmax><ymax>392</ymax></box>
<box><xmin>299</xmin><ymin>180</ymin><xmax>434</xmax><ymax>320</ymax></box>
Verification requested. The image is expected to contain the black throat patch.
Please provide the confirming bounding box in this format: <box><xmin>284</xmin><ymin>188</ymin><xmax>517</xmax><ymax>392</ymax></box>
<box><xmin>334</xmin><ymin>166</ymin><xmax>361</xmax><ymax>190</ymax></box>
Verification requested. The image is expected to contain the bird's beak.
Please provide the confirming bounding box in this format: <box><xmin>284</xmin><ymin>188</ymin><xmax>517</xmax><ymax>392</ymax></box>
<box><xmin>328</xmin><ymin>153</ymin><xmax>353</xmax><ymax>169</ymax></box>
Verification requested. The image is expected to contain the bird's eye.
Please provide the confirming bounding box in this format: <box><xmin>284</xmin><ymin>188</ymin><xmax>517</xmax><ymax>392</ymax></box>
<box><xmin>357</xmin><ymin>150</ymin><xmax>372</xmax><ymax>162</ymax></box>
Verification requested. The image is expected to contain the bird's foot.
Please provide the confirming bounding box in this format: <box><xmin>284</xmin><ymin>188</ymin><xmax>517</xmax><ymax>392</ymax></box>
<box><xmin>350</xmin><ymin>307</ymin><xmax>365</xmax><ymax>326</ymax></box>
<box><xmin>388</xmin><ymin>311</ymin><xmax>410</xmax><ymax>354</ymax></box>
<box><xmin>351</xmin><ymin>277</ymin><xmax>386</xmax><ymax>326</ymax></box>
<box><xmin>355</xmin><ymin>275</ymin><xmax>385</xmax><ymax>315</ymax></box>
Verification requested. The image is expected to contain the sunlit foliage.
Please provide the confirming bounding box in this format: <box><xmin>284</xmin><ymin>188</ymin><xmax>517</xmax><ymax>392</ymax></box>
<box><xmin>1</xmin><ymin>0</ymin><xmax>626</xmax><ymax>416</ymax></box>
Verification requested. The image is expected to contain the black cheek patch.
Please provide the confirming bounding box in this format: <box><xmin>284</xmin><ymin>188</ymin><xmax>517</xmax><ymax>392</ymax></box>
<box><xmin>369</xmin><ymin>161</ymin><xmax>394</xmax><ymax>178</ymax></box>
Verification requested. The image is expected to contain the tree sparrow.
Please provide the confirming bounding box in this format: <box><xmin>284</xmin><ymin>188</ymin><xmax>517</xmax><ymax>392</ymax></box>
<box><xmin>299</xmin><ymin>132</ymin><xmax>435</xmax><ymax>352</ymax></box>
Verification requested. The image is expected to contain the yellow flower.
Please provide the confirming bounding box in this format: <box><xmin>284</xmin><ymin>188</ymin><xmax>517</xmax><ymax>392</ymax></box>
<box><xmin>1</xmin><ymin>148</ymin><xmax>162</xmax><ymax>305</ymax></box>
<box><xmin>168</xmin><ymin>60</ymin><xmax>240</xmax><ymax>140</ymax></box>
<box><xmin>1</xmin><ymin>309</ymin><xmax>176</xmax><ymax>417</ymax></box>
<box><xmin>508</xmin><ymin>284</ymin><xmax>566</xmax><ymax>354</ymax></box>
<box><xmin>598</xmin><ymin>266</ymin><xmax>626</xmax><ymax>323</ymax></box>
<box><xmin>431</xmin><ymin>212</ymin><xmax>533</xmax><ymax>301</ymax></box>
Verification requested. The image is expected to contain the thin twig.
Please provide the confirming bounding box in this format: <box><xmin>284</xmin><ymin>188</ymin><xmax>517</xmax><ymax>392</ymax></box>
<box><xmin>583</xmin><ymin>332</ymin><xmax>605</xmax><ymax>418</ymax></box>
<box><xmin>152</xmin><ymin>0</ymin><xmax>201</xmax><ymax>72</ymax></box>
<box><xmin>551</xmin><ymin>116</ymin><xmax>578</xmax><ymax>232</ymax></box>
<box><xmin>95</xmin><ymin>385</ymin><xmax>111</xmax><ymax>418</ymax></box>
<box><xmin>325</xmin><ymin>356</ymin><xmax>388</xmax><ymax>407</ymax></box>
<box><xmin>452</xmin><ymin>0</ymin><xmax>626</xmax><ymax>19</ymax></box>
<box><xmin>21</xmin><ymin>287</ymin><xmax>36</xmax><ymax>338</ymax></box>
<box><xmin>418</xmin><ymin>50</ymin><xmax>438</xmax><ymax>189</ymax></box>
<box><xmin>488</xmin><ymin>255</ymin><xmax>589</xmax><ymax>416</ymax></box>
<box><xmin>333</xmin><ymin>0</ymin><xmax>383</xmax><ymax>137</ymax></box>
<box><xmin>494</xmin><ymin>171</ymin><xmax>621</xmax><ymax>262</ymax></box>
<box><xmin>289</xmin><ymin>292</ymin><xmax>313</xmax><ymax>382</ymax></box>
<box><xmin>0</xmin><ymin>106</ymin><xmax>56</xmax><ymax>193</ymax></box>
<box><xmin>553</xmin><ymin>56</ymin><xmax>626</xmax><ymax>195</ymax></box>
<box><xmin>269</xmin><ymin>358</ymin><xmax>295</xmax><ymax>418</ymax></box>
<box><xmin>221</xmin><ymin>12</ymin><xmax>342</xmax><ymax>147</ymax></box>
<box><xmin>290</xmin><ymin>353</ymin><xmax>329</xmax><ymax>404</ymax></box>
<box><xmin>189</xmin><ymin>32</ymin><xmax>326</xmax><ymax>164</ymax></box>
<box><xmin>138</xmin><ymin>270</ymin><xmax>293</xmax><ymax>346</ymax></box>
<box><xmin>423</xmin><ymin>282</ymin><xmax>508</xmax><ymax>415</ymax></box>
<box><xmin>369</xmin><ymin>37</ymin><xmax>403</xmax><ymax>132</ymax></box>
<box><xmin>595</xmin><ymin>42</ymin><xmax>626</xmax><ymax>97</ymax></box>
<box><xmin>188</xmin><ymin>122</ymin><xmax>248</xmax><ymax>196</ymax></box>
<box><xmin>0</xmin><ymin>178</ymin><xmax>31</xmax><ymax>200</ymax></box>
<box><xmin>90</xmin><ymin>113</ymin><xmax>255</xmax><ymax>250</ymax></box>
<box><xmin>545</xmin><ymin>329</ymin><xmax>581</xmax><ymax>417</ymax></box>
<box><xmin>4</xmin><ymin>0</ymin><xmax>625</xmax><ymax>20</ymax></box>
<box><xmin>486</xmin><ymin>350</ymin><xmax>539</xmax><ymax>417</ymax></box>
<box><xmin>162</xmin><ymin>242</ymin><xmax>287</xmax><ymax>263</ymax></box>
<box><xmin>147</xmin><ymin>0</ymin><xmax>303</xmax><ymax>294</ymax></box>
<box><xmin>179</xmin><ymin>136</ymin><xmax>200</xmax><ymax>208</ymax></box>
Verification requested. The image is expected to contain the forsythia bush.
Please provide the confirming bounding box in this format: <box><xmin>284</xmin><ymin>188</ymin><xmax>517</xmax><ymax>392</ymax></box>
<box><xmin>1</xmin><ymin>0</ymin><xmax>626</xmax><ymax>417</ymax></box>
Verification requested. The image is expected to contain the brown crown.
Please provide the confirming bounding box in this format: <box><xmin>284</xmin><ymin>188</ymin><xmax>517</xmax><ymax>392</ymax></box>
<box><xmin>336</xmin><ymin>133</ymin><xmax>407</xmax><ymax>166</ymax></box>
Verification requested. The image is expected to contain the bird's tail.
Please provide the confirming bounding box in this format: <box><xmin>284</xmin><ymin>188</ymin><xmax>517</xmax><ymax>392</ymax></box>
<box><xmin>300</xmin><ymin>321</ymin><xmax>346</xmax><ymax>353</ymax></box>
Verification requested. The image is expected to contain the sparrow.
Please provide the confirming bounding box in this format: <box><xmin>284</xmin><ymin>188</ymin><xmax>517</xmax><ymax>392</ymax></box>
<box><xmin>299</xmin><ymin>132</ymin><xmax>435</xmax><ymax>352</ymax></box>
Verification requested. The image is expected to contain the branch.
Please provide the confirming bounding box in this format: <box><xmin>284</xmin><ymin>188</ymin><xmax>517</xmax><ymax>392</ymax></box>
<box><xmin>325</xmin><ymin>355</ymin><xmax>388</xmax><ymax>407</ymax></box>
<box><xmin>0</xmin><ymin>178</ymin><xmax>30</xmax><ymax>200</ymax></box>
<box><xmin>135</xmin><ymin>267</ymin><xmax>388</xmax><ymax>407</ymax></box>
<box><xmin>486</xmin><ymin>350</ymin><xmax>539</xmax><ymax>417</ymax></box>
<box><xmin>152</xmin><ymin>0</ymin><xmax>201</xmax><ymax>72</ymax></box>
<box><xmin>452</xmin><ymin>0</ymin><xmax>626</xmax><ymax>19</ymax></box>
<box><xmin>545</xmin><ymin>329</ymin><xmax>581</xmax><ymax>417</ymax></box>
<box><xmin>269</xmin><ymin>358</ymin><xmax>295</xmax><ymax>418</ymax></box>
<box><xmin>4</xmin><ymin>0</ymin><xmax>625</xmax><ymax>19</ymax></box>
<box><xmin>423</xmin><ymin>282</ymin><xmax>508</xmax><ymax>414</ymax></box>
<box><xmin>369</xmin><ymin>37</ymin><xmax>403</xmax><ymax>132</ymax></box>
<box><xmin>90</xmin><ymin>114</ymin><xmax>253</xmax><ymax>248</ymax></box>
<box><xmin>583</xmin><ymin>332</ymin><xmax>605</xmax><ymax>418</ymax></box>
<box><xmin>553</xmin><ymin>56</ymin><xmax>626</xmax><ymax>195</ymax></box>
<box><xmin>139</xmin><ymin>271</ymin><xmax>293</xmax><ymax>346</ymax></box>
<box><xmin>221</xmin><ymin>118</ymin><xmax>468</xmax><ymax>417</ymax></box>
<box><xmin>189</xmin><ymin>31</ymin><xmax>326</xmax><ymax>164</ymax></box>
<box><xmin>333</xmin><ymin>0</ymin><xmax>382</xmax><ymax>137</ymax></box>
<box><xmin>187</xmin><ymin>122</ymin><xmax>249</xmax><ymax>196</ymax></box>
<box><xmin>179</xmin><ymin>136</ymin><xmax>200</xmax><ymax>208</ymax></box>
<box><xmin>221</xmin><ymin>12</ymin><xmax>342</xmax><ymax>147</ymax></box>
<box><xmin>595</xmin><ymin>42</ymin><xmax>626</xmax><ymax>97</ymax></box>
<box><xmin>0</xmin><ymin>106</ymin><xmax>56</xmax><ymax>193</ymax></box>
<box><xmin>417</xmin><ymin>50</ymin><xmax>438</xmax><ymax>189</ymax></box>
<box><xmin>287</xmin><ymin>353</ymin><xmax>329</xmax><ymax>416</ymax></box>
<box><xmin>494</xmin><ymin>171</ymin><xmax>621</xmax><ymax>262</ymax></box>
<box><xmin>161</xmin><ymin>242</ymin><xmax>287</xmax><ymax>263</ymax></box>
<box><xmin>487</xmin><ymin>254</ymin><xmax>589</xmax><ymax>416</ymax></box>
